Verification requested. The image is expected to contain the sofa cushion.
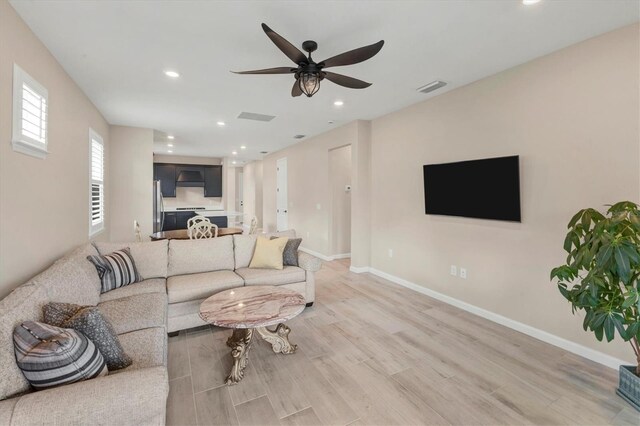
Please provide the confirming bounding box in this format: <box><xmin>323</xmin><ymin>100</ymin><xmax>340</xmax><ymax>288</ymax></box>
<box><xmin>98</xmin><ymin>293</ymin><xmax>167</xmax><ymax>335</ymax></box>
<box><xmin>43</xmin><ymin>303</ymin><xmax>132</xmax><ymax>371</ymax></box>
<box><xmin>13</xmin><ymin>321</ymin><xmax>108</xmax><ymax>390</ymax></box>
<box><xmin>87</xmin><ymin>248</ymin><xmax>142</xmax><ymax>293</ymax></box>
<box><xmin>272</xmin><ymin>237</ymin><xmax>302</xmax><ymax>266</ymax></box>
<box><xmin>115</xmin><ymin>327</ymin><xmax>167</xmax><ymax>372</ymax></box>
<box><xmin>235</xmin><ymin>266</ymin><xmax>306</xmax><ymax>286</ymax></box>
<box><xmin>233</xmin><ymin>234</ymin><xmax>257</xmax><ymax>269</ymax></box>
<box><xmin>32</xmin><ymin>244</ymin><xmax>101</xmax><ymax>307</ymax></box>
<box><xmin>0</xmin><ymin>398</ymin><xmax>18</xmax><ymax>425</ymax></box>
<box><xmin>167</xmin><ymin>270</ymin><xmax>244</xmax><ymax>304</ymax></box>
<box><xmin>249</xmin><ymin>237</ymin><xmax>288</xmax><ymax>270</ymax></box>
<box><xmin>0</xmin><ymin>284</ymin><xmax>49</xmax><ymax>400</ymax></box>
<box><xmin>94</xmin><ymin>240</ymin><xmax>168</xmax><ymax>279</ymax></box>
<box><xmin>168</xmin><ymin>236</ymin><xmax>235</xmax><ymax>276</ymax></box>
<box><xmin>99</xmin><ymin>278</ymin><xmax>166</xmax><ymax>303</ymax></box>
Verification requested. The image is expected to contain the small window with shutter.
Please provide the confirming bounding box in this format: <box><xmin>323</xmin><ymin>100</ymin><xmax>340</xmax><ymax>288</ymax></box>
<box><xmin>12</xmin><ymin>64</ymin><xmax>48</xmax><ymax>159</ymax></box>
<box><xmin>89</xmin><ymin>129</ymin><xmax>105</xmax><ymax>236</ymax></box>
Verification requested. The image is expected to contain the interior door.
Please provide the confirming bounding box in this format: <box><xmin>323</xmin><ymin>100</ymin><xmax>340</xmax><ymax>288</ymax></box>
<box><xmin>276</xmin><ymin>157</ymin><xmax>288</xmax><ymax>231</ymax></box>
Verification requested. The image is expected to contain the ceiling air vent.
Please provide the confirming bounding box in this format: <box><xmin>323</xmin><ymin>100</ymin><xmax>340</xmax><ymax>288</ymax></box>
<box><xmin>417</xmin><ymin>80</ymin><xmax>447</xmax><ymax>94</ymax></box>
<box><xmin>238</xmin><ymin>112</ymin><xmax>276</xmax><ymax>122</ymax></box>
<box><xmin>260</xmin><ymin>151</ymin><xmax>268</xmax><ymax>154</ymax></box>
<box><xmin>293</xmin><ymin>135</ymin><xmax>306</xmax><ymax>139</ymax></box>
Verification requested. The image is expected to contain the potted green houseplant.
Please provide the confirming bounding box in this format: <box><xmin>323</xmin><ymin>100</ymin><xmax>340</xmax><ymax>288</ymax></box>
<box><xmin>551</xmin><ymin>201</ymin><xmax>639</xmax><ymax>411</ymax></box>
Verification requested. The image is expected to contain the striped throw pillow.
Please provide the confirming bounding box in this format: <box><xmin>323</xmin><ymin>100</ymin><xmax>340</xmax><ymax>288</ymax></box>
<box><xmin>87</xmin><ymin>248</ymin><xmax>142</xmax><ymax>293</ymax></box>
<box><xmin>13</xmin><ymin>321</ymin><xmax>107</xmax><ymax>390</ymax></box>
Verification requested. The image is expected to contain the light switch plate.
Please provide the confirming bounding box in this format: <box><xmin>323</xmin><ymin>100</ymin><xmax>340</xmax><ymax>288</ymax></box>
<box><xmin>450</xmin><ymin>265</ymin><xmax>457</xmax><ymax>276</ymax></box>
<box><xmin>460</xmin><ymin>268</ymin><xmax>467</xmax><ymax>279</ymax></box>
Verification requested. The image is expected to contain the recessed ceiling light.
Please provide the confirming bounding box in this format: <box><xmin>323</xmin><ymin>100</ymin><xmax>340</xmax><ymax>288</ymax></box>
<box><xmin>164</xmin><ymin>70</ymin><xmax>180</xmax><ymax>78</ymax></box>
<box><xmin>167</xmin><ymin>143</ymin><xmax>173</xmax><ymax>147</ymax></box>
<box><xmin>522</xmin><ymin>0</ymin><xmax>540</xmax><ymax>5</ymax></box>
<box><xmin>217</xmin><ymin>121</ymin><xmax>226</xmax><ymax>127</ymax></box>
<box><xmin>232</xmin><ymin>151</ymin><xmax>237</xmax><ymax>155</ymax></box>
<box><xmin>168</xmin><ymin>150</ymin><xmax>173</xmax><ymax>153</ymax></box>
<box><xmin>328</xmin><ymin>120</ymin><xmax>334</xmax><ymax>124</ymax></box>
<box><xmin>232</xmin><ymin>161</ymin><xmax>237</xmax><ymax>165</ymax></box>
<box><xmin>333</xmin><ymin>100</ymin><xmax>344</xmax><ymax>107</ymax></box>
<box><xmin>167</xmin><ymin>135</ymin><xmax>175</xmax><ymax>140</ymax></box>
<box><xmin>240</xmin><ymin>145</ymin><xmax>247</xmax><ymax>150</ymax></box>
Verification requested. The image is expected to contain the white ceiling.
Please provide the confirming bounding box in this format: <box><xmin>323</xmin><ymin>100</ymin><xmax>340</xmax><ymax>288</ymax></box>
<box><xmin>10</xmin><ymin>0</ymin><xmax>639</xmax><ymax>163</ymax></box>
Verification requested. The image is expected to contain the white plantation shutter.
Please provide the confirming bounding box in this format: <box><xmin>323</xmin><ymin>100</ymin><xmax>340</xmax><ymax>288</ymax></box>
<box><xmin>12</xmin><ymin>64</ymin><xmax>48</xmax><ymax>158</ymax></box>
<box><xmin>89</xmin><ymin>129</ymin><xmax>105</xmax><ymax>235</ymax></box>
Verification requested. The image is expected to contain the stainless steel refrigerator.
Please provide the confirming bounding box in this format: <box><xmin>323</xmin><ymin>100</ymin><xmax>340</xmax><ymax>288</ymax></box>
<box><xmin>153</xmin><ymin>181</ymin><xmax>164</xmax><ymax>233</ymax></box>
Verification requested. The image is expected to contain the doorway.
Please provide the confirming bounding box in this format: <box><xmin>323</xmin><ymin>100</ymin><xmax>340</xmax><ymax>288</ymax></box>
<box><xmin>276</xmin><ymin>157</ymin><xmax>288</xmax><ymax>231</ymax></box>
<box><xmin>329</xmin><ymin>145</ymin><xmax>352</xmax><ymax>257</ymax></box>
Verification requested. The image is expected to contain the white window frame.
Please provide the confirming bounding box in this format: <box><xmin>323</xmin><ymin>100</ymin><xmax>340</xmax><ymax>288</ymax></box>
<box><xmin>12</xmin><ymin>64</ymin><xmax>49</xmax><ymax>159</ymax></box>
<box><xmin>89</xmin><ymin>128</ymin><xmax>105</xmax><ymax>236</ymax></box>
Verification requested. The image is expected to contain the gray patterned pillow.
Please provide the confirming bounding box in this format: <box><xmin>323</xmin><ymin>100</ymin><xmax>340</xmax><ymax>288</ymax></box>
<box><xmin>43</xmin><ymin>303</ymin><xmax>132</xmax><ymax>371</ymax></box>
<box><xmin>13</xmin><ymin>321</ymin><xmax>107</xmax><ymax>390</ymax></box>
<box><xmin>271</xmin><ymin>237</ymin><xmax>302</xmax><ymax>266</ymax></box>
<box><xmin>87</xmin><ymin>248</ymin><xmax>142</xmax><ymax>293</ymax></box>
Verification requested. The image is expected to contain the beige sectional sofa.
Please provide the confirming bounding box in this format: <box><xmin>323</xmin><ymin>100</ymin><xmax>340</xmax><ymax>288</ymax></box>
<box><xmin>0</xmin><ymin>231</ymin><xmax>321</xmax><ymax>425</ymax></box>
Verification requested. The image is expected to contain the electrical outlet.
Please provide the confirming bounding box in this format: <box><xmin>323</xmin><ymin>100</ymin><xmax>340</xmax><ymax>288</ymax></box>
<box><xmin>316</xmin><ymin>203</ymin><xmax>322</xmax><ymax>210</ymax></box>
<box><xmin>450</xmin><ymin>265</ymin><xmax>457</xmax><ymax>276</ymax></box>
<box><xmin>459</xmin><ymin>268</ymin><xmax>467</xmax><ymax>279</ymax></box>
<box><xmin>388</xmin><ymin>249</ymin><xmax>393</xmax><ymax>258</ymax></box>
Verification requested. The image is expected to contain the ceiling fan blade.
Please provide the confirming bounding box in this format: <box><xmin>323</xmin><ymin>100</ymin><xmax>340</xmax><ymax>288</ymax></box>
<box><xmin>291</xmin><ymin>79</ymin><xmax>302</xmax><ymax>97</ymax></box>
<box><xmin>262</xmin><ymin>23</ymin><xmax>307</xmax><ymax>65</ymax></box>
<box><xmin>323</xmin><ymin>72</ymin><xmax>372</xmax><ymax>89</ymax></box>
<box><xmin>320</xmin><ymin>40</ymin><xmax>384</xmax><ymax>68</ymax></box>
<box><xmin>232</xmin><ymin>67</ymin><xmax>296</xmax><ymax>75</ymax></box>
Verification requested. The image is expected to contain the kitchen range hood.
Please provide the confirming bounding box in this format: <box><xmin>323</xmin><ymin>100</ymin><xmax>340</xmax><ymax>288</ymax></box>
<box><xmin>176</xmin><ymin>170</ymin><xmax>204</xmax><ymax>187</ymax></box>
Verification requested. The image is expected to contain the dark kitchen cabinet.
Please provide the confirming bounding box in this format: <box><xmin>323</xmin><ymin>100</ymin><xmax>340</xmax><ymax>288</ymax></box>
<box><xmin>162</xmin><ymin>212</ymin><xmax>177</xmax><ymax>231</ymax></box>
<box><xmin>176</xmin><ymin>211</ymin><xmax>195</xmax><ymax>230</ymax></box>
<box><xmin>207</xmin><ymin>216</ymin><xmax>228</xmax><ymax>228</ymax></box>
<box><xmin>154</xmin><ymin>164</ymin><xmax>176</xmax><ymax>197</ymax></box>
<box><xmin>204</xmin><ymin>165</ymin><xmax>222</xmax><ymax>197</ymax></box>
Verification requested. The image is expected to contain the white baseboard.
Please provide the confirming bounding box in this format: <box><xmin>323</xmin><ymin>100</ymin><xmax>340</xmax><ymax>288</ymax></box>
<box><xmin>299</xmin><ymin>247</ymin><xmax>351</xmax><ymax>262</ymax></box>
<box><xmin>332</xmin><ymin>253</ymin><xmax>351</xmax><ymax>260</ymax></box>
<box><xmin>350</xmin><ymin>266</ymin><xmax>628</xmax><ymax>370</ymax></box>
<box><xmin>299</xmin><ymin>247</ymin><xmax>333</xmax><ymax>262</ymax></box>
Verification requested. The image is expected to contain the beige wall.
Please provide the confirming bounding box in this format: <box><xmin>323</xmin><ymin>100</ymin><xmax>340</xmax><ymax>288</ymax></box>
<box><xmin>0</xmin><ymin>0</ymin><xmax>110</xmax><ymax>297</ymax></box>
<box><xmin>350</xmin><ymin>121</ymin><xmax>372</xmax><ymax>268</ymax></box>
<box><xmin>369</xmin><ymin>24</ymin><xmax>639</xmax><ymax>363</ymax></box>
<box><xmin>263</xmin><ymin>122</ymin><xmax>361</xmax><ymax>256</ymax></box>
<box><xmin>223</xmin><ymin>159</ymin><xmax>237</xmax><ymax>214</ymax></box>
<box><xmin>109</xmin><ymin>126</ymin><xmax>153</xmax><ymax>242</ymax></box>
<box><xmin>329</xmin><ymin>145</ymin><xmax>352</xmax><ymax>256</ymax></box>
<box><xmin>243</xmin><ymin>161</ymin><xmax>263</xmax><ymax>227</ymax></box>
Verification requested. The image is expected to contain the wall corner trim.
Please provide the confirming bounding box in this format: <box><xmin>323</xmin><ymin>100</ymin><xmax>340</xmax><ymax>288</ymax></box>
<box><xmin>351</xmin><ymin>266</ymin><xmax>628</xmax><ymax>370</ymax></box>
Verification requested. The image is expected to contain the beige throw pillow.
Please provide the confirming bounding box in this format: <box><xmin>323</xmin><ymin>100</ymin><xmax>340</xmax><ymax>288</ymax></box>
<box><xmin>249</xmin><ymin>237</ymin><xmax>288</xmax><ymax>269</ymax></box>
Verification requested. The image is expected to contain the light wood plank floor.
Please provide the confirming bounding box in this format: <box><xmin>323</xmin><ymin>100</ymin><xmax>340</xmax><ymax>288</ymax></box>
<box><xmin>166</xmin><ymin>259</ymin><xmax>639</xmax><ymax>426</ymax></box>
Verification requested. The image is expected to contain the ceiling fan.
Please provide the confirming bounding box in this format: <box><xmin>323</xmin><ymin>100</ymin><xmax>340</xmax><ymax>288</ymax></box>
<box><xmin>233</xmin><ymin>23</ymin><xmax>384</xmax><ymax>98</ymax></box>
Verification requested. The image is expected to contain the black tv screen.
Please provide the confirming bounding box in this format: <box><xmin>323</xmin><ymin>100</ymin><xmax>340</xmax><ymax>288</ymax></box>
<box><xmin>423</xmin><ymin>155</ymin><xmax>521</xmax><ymax>222</ymax></box>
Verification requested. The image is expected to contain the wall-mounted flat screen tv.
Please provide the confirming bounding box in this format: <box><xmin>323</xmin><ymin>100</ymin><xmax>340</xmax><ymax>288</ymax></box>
<box><xmin>423</xmin><ymin>155</ymin><xmax>521</xmax><ymax>222</ymax></box>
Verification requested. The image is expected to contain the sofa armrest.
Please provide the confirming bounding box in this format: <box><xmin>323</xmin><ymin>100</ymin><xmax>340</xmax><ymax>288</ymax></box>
<box><xmin>10</xmin><ymin>366</ymin><xmax>168</xmax><ymax>426</ymax></box>
<box><xmin>298</xmin><ymin>251</ymin><xmax>322</xmax><ymax>272</ymax></box>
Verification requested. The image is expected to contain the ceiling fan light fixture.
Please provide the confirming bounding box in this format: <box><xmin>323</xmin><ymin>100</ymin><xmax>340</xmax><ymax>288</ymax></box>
<box><xmin>299</xmin><ymin>72</ymin><xmax>320</xmax><ymax>97</ymax></box>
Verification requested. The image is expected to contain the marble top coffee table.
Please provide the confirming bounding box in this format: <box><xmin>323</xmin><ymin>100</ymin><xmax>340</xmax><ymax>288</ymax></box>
<box><xmin>199</xmin><ymin>285</ymin><xmax>306</xmax><ymax>385</ymax></box>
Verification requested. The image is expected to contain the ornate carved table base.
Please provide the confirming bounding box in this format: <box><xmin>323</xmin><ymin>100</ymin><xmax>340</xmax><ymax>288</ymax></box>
<box><xmin>225</xmin><ymin>324</ymin><xmax>297</xmax><ymax>385</ymax></box>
